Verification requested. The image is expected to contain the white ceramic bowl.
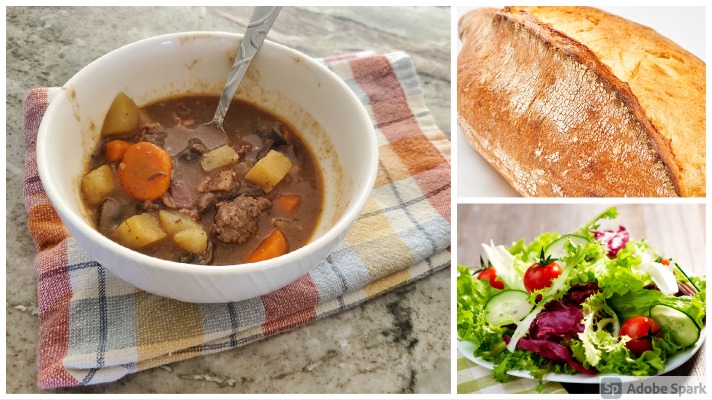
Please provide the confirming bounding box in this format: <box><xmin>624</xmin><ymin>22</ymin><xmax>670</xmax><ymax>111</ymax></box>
<box><xmin>37</xmin><ymin>32</ymin><xmax>378</xmax><ymax>303</ymax></box>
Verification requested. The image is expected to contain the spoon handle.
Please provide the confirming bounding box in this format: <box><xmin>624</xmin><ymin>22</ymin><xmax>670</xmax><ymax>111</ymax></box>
<box><xmin>212</xmin><ymin>6</ymin><xmax>282</xmax><ymax>126</ymax></box>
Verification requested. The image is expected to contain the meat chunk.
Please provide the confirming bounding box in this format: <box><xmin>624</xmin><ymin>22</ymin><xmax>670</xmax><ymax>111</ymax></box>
<box><xmin>196</xmin><ymin>192</ymin><xmax>220</xmax><ymax>214</ymax></box>
<box><xmin>195</xmin><ymin>190</ymin><xmax>239</xmax><ymax>214</ymax></box>
<box><xmin>131</xmin><ymin>123</ymin><xmax>167</xmax><ymax>147</ymax></box>
<box><xmin>254</xmin><ymin>125</ymin><xmax>288</xmax><ymax>161</ymax></box>
<box><xmin>177</xmin><ymin>208</ymin><xmax>201</xmax><ymax>223</ymax></box>
<box><xmin>162</xmin><ymin>180</ymin><xmax>193</xmax><ymax>209</ymax></box>
<box><xmin>236</xmin><ymin>144</ymin><xmax>252</xmax><ymax>159</ymax></box>
<box><xmin>180</xmin><ymin>241</ymin><xmax>214</xmax><ymax>265</ymax></box>
<box><xmin>98</xmin><ymin>198</ymin><xmax>131</xmax><ymax>232</ymax></box>
<box><xmin>213</xmin><ymin>196</ymin><xmax>272</xmax><ymax>244</ymax></box>
<box><xmin>198</xmin><ymin>170</ymin><xmax>236</xmax><ymax>193</ymax></box>
<box><xmin>141</xmin><ymin>122</ymin><xmax>162</xmax><ymax>133</ymax></box>
<box><xmin>138</xmin><ymin>200</ymin><xmax>160</xmax><ymax>213</ymax></box>
<box><xmin>195</xmin><ymin>170</ymin><xmax>242</xmax><ymax>213</ymax></box>
<box><xmin>236</xmin><ymin>182</ymin><xmax>266</xmax><ymax>198</ymax></box>
<box><xmin>176</xmin><ymin>138</ymin><xmax>208</xmax><ymax>162</ymax></box>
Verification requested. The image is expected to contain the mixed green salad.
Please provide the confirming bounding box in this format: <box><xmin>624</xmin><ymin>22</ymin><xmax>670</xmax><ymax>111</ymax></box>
<box><xmin>457</xmin><ymin>207</ymin><xmax>706</xmax><ymax>387</ymax></box>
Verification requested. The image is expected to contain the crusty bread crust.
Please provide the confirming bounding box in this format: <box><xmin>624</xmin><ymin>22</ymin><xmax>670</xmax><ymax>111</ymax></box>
<box><xmin>458</xmin><ymin>7</ymin><xmax>705</xmax><ymax>197</ymax></box>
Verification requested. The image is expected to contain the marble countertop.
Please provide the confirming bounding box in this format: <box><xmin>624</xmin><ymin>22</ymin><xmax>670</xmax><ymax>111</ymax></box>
<box><xmin>6</xmin><ymin>6</ymin><xmax>451</xmax><ymax>394</ymax></box>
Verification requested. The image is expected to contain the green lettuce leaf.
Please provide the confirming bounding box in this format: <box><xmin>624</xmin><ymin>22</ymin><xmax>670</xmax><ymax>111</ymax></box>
<box><xmin>594</xmin><ymin>242</ymin><xmax>651</xmax><ymax>298</ymax></box>
<box><xmin>574</xmin><ymin>207</ymin><xmax>619</xmax><ymax>236</ymax></box>
<box><xmin>508</xmin><ymin>232</ymin><xmax>561</xmax><ymax>262</ymax></box>
<box><xmin>607</xmin><ymin>289</ymin><xmax>665</xmax><ymax>322</ymax></box>
<box><xmin>457</xmin><ymin>265</ymin><xmax>504</xmax><ymax>352</ymax></box>
<box><xmin>574</xmin><ymin>292</ymin><xmax>628</xmax><ymax>368</ymax></box>
<box><xmin>571</xmin><ymin>336</ymin><xmax>667</xmax><ymax>376</ymax></box>
<box><xmin>606</xmin><ymin>265</ymin><xmax>706</xmax><ymax>332</ymax></box>
<box><xmin>490</xmin><ymin>347</ymin><xmax>577</xmax><ymax>393</ymax></box>
<box><xmin>572</xmin><ymin>292</ymin><xmax>678</xmax><ymax>375</ymax></box>
<box><xmin>689</xmin><ymin>276</ymin><xmax>706</xmax><ymax>299</ymax></box>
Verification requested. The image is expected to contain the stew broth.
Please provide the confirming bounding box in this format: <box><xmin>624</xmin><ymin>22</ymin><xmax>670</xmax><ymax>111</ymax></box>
<box><xmin>84</xmin><ymin>94</ymin><xmax>324</xmax><ymax>265</ymax></box>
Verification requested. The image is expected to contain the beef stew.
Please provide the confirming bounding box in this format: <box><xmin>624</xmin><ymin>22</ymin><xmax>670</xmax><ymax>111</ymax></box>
<box><xmin>82</xmin><ymin>93</ymin><xmax>323</xmax><ymax>265</ymax></box>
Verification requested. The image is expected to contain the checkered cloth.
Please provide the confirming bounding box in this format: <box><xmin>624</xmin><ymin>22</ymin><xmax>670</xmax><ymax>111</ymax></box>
<box><xmin>23</xmin><ymin>51</ymin><xmax>451</xmax><ymax>388</ymax></box>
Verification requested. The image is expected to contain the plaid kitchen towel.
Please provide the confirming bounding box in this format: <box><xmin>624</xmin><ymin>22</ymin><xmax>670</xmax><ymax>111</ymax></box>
<box><xmin>23</xmin><ymin>51</ymin><xmax>451</xmax><ymax>388</ymax></box>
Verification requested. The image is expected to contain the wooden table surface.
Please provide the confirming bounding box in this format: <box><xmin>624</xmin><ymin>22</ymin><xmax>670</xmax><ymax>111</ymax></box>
<box><xmin>457</xmin><ymin>203</ymin><xmax>706</xmax><ymax>393</ymax></box>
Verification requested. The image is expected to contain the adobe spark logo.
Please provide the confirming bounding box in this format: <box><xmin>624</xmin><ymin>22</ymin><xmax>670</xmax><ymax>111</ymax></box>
<box><xmin>601</xmin><ymin>377</ymin><xmax>623</xmax><ymax>399</ymax></box>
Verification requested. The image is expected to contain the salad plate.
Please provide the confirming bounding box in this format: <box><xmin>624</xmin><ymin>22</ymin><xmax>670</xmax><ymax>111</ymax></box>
<box><xmin>456</xmin><ymin>207</ymin><xmax>706</xmax><ymax>387</ymax></box>
<box><xmin>458</xmin><ymin>330</ymin><xmax>705</xmax><ymax>384</ymax></box>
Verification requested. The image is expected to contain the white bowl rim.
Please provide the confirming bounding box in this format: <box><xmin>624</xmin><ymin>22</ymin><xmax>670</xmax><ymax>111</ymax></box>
<box><xmin>37</xmin><ymin>31</ymin><xmax>378</xmax><ymax>275</ymax></box>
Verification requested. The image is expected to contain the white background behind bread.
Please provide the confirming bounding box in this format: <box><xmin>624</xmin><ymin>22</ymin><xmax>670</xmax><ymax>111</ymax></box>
<box><xmin>456</xmin><ymin>6</ymin><xmax>706</xmax><ymax>197</ymax></box>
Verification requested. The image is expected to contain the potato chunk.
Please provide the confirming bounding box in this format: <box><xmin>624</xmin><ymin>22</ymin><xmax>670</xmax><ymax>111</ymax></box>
<box><xmin>244</xmin><ymin>150</ymin><xmax>293</xmax><ymax>193</ymax></box>
<box><xmin>102</xmin><ymin>92</ymin><xmax>140</xmax><ymax>136</ymax></box>
<box><xmin>158</xmin><ymin>210</ymin><xmax>208</xmax><ymax>254</ymax></box>
<box><xmin>173</xmin><ymin>228</ymin><xmax>208</xmax><ymax>254</ymax></box>
<box><xmin>113</xmin><ymin>213</ymin><xmax>167</xmax><ymax>249</ymax></box>
<box><xmin>201</xmin><ymin>145</ymin><xmax>238</xmax><ymax>172</ymax></box>
<box><xmin>158</xmin><ymin>209</ymin><xmax>202</xmax><ymax>236</ymax></box>
<box><xmin>81</xmin><ymin>165</ymin><xmax>116</xmax><ymax>205</ymax></box>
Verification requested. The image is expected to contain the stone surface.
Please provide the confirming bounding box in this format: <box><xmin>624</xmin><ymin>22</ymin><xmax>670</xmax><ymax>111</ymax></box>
<box><xmin>5</xmin><ymin>6</ymin><xmax>451</xmax><ymax>394</ymax></box>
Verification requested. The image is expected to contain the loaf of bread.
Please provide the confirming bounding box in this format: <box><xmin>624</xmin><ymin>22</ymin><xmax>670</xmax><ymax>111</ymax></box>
<box><xmin>458</xmin><ymin>7</ymin><xmax>705</xmax><ymax>197</ymax></box>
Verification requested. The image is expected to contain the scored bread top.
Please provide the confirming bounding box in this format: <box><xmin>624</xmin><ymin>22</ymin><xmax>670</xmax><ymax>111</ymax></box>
<box><xmin>515</xmin><ymin>6</ymin><xmax>705</xmax><ymax>196</ymax></box>
<box><xmin>458</xmin><ymin>7</ymin><xmax>705</xmax><ymax>197</ymax></box>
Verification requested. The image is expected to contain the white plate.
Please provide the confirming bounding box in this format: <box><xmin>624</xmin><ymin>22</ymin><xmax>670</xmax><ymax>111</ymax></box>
<box><xmin>457</xmin><ymin>328</ymin><xmax>705</xmax><ymax>384</ymax></box>
<box><xmin>456</xmin><ymin>6</ymin><xmax>706</xmax><ymax>197</ymax></box>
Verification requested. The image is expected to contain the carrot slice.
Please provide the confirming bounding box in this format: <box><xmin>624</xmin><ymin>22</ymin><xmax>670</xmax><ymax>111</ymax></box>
<box><xmin>245</xmin><ymin>229</ymin><xmax>289</xmax><ymax>263</ymax></box>
<box><xmin>118</xmin><ymin>141</ymin><xmax>172</xmax><ymax>201</ymax></box>
<box><xmin>105</xmin><ymin>140</ymin><xmax>131</xmax><ymax>163</ymax></box>
<box><xmin>274</xmin><ymin>194</ymin><xmax>301</xmax><ymax>214</ymax></box>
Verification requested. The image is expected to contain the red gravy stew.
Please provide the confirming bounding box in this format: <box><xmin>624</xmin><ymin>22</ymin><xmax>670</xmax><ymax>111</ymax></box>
<box><xmin>81</xmin><ymin>92</ymin><xmax>323</xmax><ymax>265</ymax></box>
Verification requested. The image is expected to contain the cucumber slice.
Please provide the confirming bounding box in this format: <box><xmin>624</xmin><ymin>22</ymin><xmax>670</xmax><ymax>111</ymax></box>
<box><xmin>544</xmin><ymin>234</ymin><xmax>590</xmax><ymax>259</ymax></box>
<box><xmin>649</xmin><ymin>304</ymin><xmax>700</xmax><ymax>347</ymax></box>
<box><xmin>485</xmin><ymin>290</ymin><xmax>533</xmax><ymax>326</ymax></box>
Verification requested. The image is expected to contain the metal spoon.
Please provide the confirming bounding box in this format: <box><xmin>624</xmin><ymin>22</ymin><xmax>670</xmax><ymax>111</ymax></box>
<box><xmin>206</xmin><ymin>6</ymin><xmax>282</xmax><ymax>135</ymax></box>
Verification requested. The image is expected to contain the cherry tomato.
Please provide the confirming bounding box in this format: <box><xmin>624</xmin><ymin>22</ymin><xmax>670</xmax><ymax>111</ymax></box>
<box><xmin>620</xmin><ymin>316</ymin><xmax>662</xmax><ymax>356</ymax></box>
<box><xmin>477</xmin><ymin>267</ymin><xmax>505</xmax><ymax>290</ymax></box>
<box><xmin>523</xmin><ymin>261</ymin><xmax>562</xmax><ymax>293</ymax></box>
